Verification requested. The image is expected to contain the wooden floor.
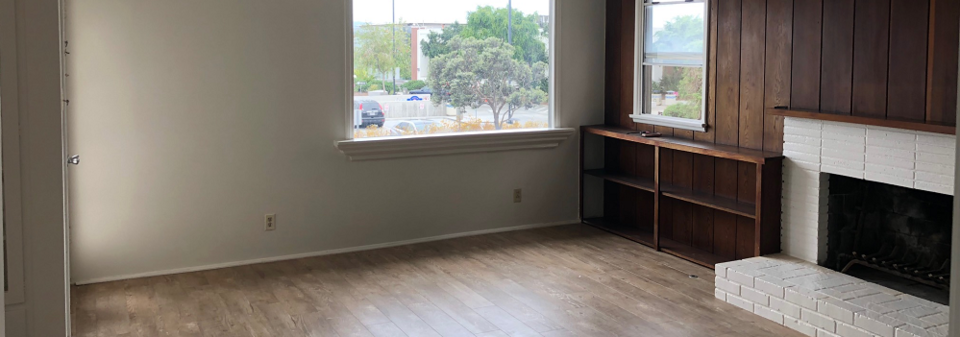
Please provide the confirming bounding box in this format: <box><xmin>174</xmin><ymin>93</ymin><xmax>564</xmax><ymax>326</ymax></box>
<box><xmin>71</xmin><ymin>225</ymin><xmax>802</xmax><ymax>337</ymax></box>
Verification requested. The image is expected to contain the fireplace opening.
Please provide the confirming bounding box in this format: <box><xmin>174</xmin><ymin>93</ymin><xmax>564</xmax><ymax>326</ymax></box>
<box><xmin>824</xmin><ymin>174</ymin><xmax>953</xmax><ymax>305</ymax></box>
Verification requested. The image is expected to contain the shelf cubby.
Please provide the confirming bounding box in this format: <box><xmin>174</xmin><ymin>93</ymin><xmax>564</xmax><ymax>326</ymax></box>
<box><xmin>579</xmin><ymin>125</ymin><xmax>784</xmax><ymax>268</ymax></box>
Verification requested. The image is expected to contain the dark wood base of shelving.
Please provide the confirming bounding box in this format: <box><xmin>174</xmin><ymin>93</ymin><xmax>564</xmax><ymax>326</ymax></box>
<box><xmin>582</xmin><ymin>218</ymin><xmax>655</xmax><ymax>249</ymax></box>
<box><xmin>659</xmin><ymin>238</ymin><xmax>731</xmax><ymax>268</ymax></box>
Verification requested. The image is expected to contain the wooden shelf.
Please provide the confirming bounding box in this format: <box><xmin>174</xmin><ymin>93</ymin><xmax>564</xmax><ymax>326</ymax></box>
<box><xmin>659</xmin><ymin>237</ymin><xmax>732</xmax><ymax>268</ymax></box>
<box><xmin>767</xmin><ymin>108</ymin><xmax>956</xmax><ymax>135</ymax></box>
<box><xmin>583</xmin><ymin>169</ymin><xmax>656</xmax><ymax>192</ymax></box>
<box><xmin>582</xmin><ymin>125</ymin><xmax>783</xmax><ymax>164</ymax></box>
<box><xmin>579</xmin><ymin>125</ymin><xmax>783</xmax><ymax>270</ymax></box>
<box><xmin>660</xmin><ymin>185</ymin><xmax>756</xmax><ymax>219</ymax></box>
<box><xmin>583</xmin><ymin>217</ymin><xmax>655</xmax><ymax>248</ymax></box>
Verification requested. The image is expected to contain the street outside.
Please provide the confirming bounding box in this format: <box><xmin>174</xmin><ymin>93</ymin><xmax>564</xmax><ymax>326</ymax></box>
<box><xmin>357</xmin><ymin>94</ymin><xmax>549</xmax><ymax>137</ymax></box>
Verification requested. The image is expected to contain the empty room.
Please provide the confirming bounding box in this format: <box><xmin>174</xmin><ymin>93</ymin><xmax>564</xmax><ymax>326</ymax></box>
<box><xmin>2</xmin><ymin>0</ymin><xmax>960</xmax><ymax>336</ymax></box>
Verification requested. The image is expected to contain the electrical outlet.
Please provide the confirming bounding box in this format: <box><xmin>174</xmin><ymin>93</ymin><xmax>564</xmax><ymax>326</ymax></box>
<box><xmin>513</xmin><ymin>189</ymin><xmax>522</xmax><ymax>203</ymax></box>
<box><xmin>265</xmin><ymin>214</ymin><xmax>276</xmax><ymax>231</ymax></box>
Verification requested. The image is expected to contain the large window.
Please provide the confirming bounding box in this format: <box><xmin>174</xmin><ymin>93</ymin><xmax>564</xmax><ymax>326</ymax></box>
<box><xmin>351</xmin><ymin>0</ymin><xmax>553</xmax><ymax>139</ymax></box>
<box><xmin>631</xmin><ymin>0</ymin><xmax>707</xmax><ymax>132</ymax></box>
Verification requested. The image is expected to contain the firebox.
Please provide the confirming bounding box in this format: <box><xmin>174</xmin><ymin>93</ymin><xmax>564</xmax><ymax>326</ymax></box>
<box><xmin>824</xmin><ymin>174</ymin><xmax>953</xmax><ymax>304</ymax></box>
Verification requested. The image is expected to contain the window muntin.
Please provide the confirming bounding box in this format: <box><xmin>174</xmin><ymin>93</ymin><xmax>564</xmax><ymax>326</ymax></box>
<box><xmin>634</xmin><ymin>0</ymin><xmax>707</xmax><ymax>130</ymax></box>
<box><xmin>351</xmin><ymin>0</ymin><xmax>553</xmax><ymax>139</ymax></box>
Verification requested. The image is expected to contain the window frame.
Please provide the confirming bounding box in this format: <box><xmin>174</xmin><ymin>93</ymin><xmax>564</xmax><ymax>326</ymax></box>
<box><xmin>339</xmin><ymin>0</ymin><xmax>573</xmax><ymax>161</ymax></box>
<box><xmin>629</xmin><ymin>0</ymin><xmax>710</xmax><ymax>132</ymax></box>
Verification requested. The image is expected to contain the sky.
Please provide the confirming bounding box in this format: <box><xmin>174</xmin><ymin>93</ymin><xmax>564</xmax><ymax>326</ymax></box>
<box><xmin>353</xmin><ymin>0</ymin><xmax>551</xmax><ymax>25</ymax></box>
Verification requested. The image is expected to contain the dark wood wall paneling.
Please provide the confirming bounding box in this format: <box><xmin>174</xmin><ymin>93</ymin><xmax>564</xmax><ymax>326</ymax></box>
<box><xmin>603</xmin><ymin>0</ymin><xmax>959</xmax><ymax>258</ymax></box>
<box><xmin>606</xmin><ymin>0</ymin><xmax>960</xmax><ymax>135</ymax></box>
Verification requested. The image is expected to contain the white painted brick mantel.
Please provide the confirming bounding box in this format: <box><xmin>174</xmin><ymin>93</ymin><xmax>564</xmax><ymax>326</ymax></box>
<box><xmin>715</xmin><ymin>118</ymin><xmax>956</xmax><ymax>337</ymax></box>
<box><xmin>717</xmin><ymin>257</ymin><xmax>950</xmax><ymax>337</ymax></box>
<box><xmin>780</xmin><ymin>117</ymin><xmax>956</xmax><ymax>263</ymax></box>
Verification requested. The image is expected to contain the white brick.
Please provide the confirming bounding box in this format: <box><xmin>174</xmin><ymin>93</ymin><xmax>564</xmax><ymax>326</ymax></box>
<box><xmin>916</xmin><ymin>133</ymin><xmax>955</xmax><ymax>147</ymax></box>
<box><xmin>715</xmin><ymin>288</ymin><xmax>727</xmax><ymax>301</ymax></box>
<box><xmin>864</xmin><ymin>164</ymin><xmax>914</xmax><ymax>180</ymax></box>
<box><xmin>865</xmin><ymin>171</ymin><xmax>915</xmax><ymax>190</ymax></box>
<box><xmin>867</xmin><ymin>145</ymin><xmax>917</xmax><ymax>160</ymax></box>
<box><xmin>884</xmin><ymin>312</ymin><xmax>936</xmax><ymax>329</ymax></box>
<box><xmin>754</xmin><ymin>304</ymin><xmax>785</xmax><ymax>325</ymax></box>
<box><xmin>755</xmin><ymin>276</ymin><xmax>788</xmax><ymax>298</ymax></box>
<box><xmin>838</xmin><ymin>322</ymin><xmax>880</xmax><ymax>337</ymax></box>
<box><xmin>786</xmin><ymin>143</ymin><xmax>823</xmax><ymax>156</ymax></box>
<box><xmin>915</xmin><ymin>171</ymin><xmax>954</xmax><ymax>186</ymax></box>
<box><xmin>727</xmin><ymin>270</ymin><xmax>757</xmax><ymax>288</ymax></box>
<box><xmin>826</xmin><ymin>123</ymin><xmax>867</xmax><ymax>137</ymax></box>
<box><xmin>726</xmin><ymin>294</ymin><xmax>754</xmax><ymax>312</ymax></box>
<box><xmin>818</xmin><ymin>297</ymin><xmax>866</xmax><ymax>325</ymax></box>
<box><xmin>802</xmin><ymin>308</ymin><xmax>837</xmax><ymax>332</ymax></box>
<box><xmin>790</xmin><ymin>159</ymin><xmax>824</xmax><ymax>172</ymax></box>
<box><xmin>915</xmin><ymin>161</ymin><xmax>955</xmax><ymax>176</ymax></box>
<box><xmin>917</xmin><ymin>144</ymin><xmax>954</xmax><ymax>156</ymax></box>
<box><xmin>786</xmin><ymin>134</ymin><xmax>822</xmax><ymax>146</ymax></box>
<box><xmin>866</xmin><ymin>153</ymin><xmax>916</xmax><ymax>170</ymax></box>
<box><xmin>855</xmin><ymin>311</ymin><xmax>902</xmax><ymax>337</ymax></box>
<box><xmin>822</xmin><ymin>155</ymin><xmax>867</xmax><ymax>170</ymax></box>
<box><xmin>785</xmin><ymin>287</ymin><xmax>824</xmax><ymax>311</ymax></box>
<box><xmin>786</xmin><ymin>150</ymin><xmax>824</xmax><ymax>164</ymax></box>
<box><xmin>918</xmin><ymin>313</ymin><xmax>948</xmax><ymax>326</ymax></box>
<box><xmin>785</xmin><ymin>317</ymin><xmax>819</xmax><ymax>337</ymax></box>
<box><xmin>867</xmin><ymin>127</ymin><xmax>917</xmax><ymax>142</ymax></box>
<box><xmin>823</xmin><ymin>148</ymin><xmax>867</xmax><ymax>163</ymax></box>
<box><xmin>926</xmin><ymin>325</ymin><xmax>947</xmax><ymax>336</ymax></box>
<box><xmin>715</xmin><ymin>276</ymin><xmax>741</xmax><ymax>295</ymax></box>
<box><xmin>896</xmin><ymin>324</ymin><xmax>942</xmax><ymax>337</ymax></box>
<box><xmin>822</xmin><ymin>165</ymin><xmax>866</xmax><ymax>179</ymax></box>
<box><xmin>786</xmin><ymin>125</ymin><xmax>823</xmax><ymax>138</ymax></box>
<box><xmin>771</xmin><ymin>296</ymin><xmax>802</xmax><ymax>319</ymax></box>
<box><xmin>913</xmin><ymin>181</ymin><xmax>953</xmax><ymax>195</ymax></box>
<box><xmin>867</xmin><ymin>299</ymin><xmax>921</xmax><ymax>314</ymax></box>
<box><xmin>818</xmin><ymin>329</ymin><xmax>841</xmax><ymax>337</ymax></box>
<box><xmin>741</xmin><ymin>286</ymin><xmax>770</xmax><ymax>306</ymax></box>
<box><xmin>785</xmin><ymin>117</ymin><xmax>824</xmax><ymax>129</ymax></box>
<box><xmin>916</xmin><ymin>152</ymin><xmax>954</xmax><ymax>166</ymax></box>
<box><xmin>848</xmin><ymin>293</ymin><xmax>900</xmax><ymax>308</ymax></box>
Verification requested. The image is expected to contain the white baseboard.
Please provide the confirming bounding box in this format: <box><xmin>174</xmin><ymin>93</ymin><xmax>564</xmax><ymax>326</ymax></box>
<box><xmin>73</xmin><ymin>220</ymin><xmax>579</xmax><ymax>285</ymax></box>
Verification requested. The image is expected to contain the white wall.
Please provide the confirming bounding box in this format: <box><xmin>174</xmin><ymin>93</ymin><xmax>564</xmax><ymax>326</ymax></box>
<box><xmin>65</xmin><ymin>0</ymin><xmax>606</xmax><ymax>283</ymax></box>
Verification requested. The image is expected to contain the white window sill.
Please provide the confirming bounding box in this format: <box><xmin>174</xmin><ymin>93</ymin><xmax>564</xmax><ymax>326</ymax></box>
<box><xmin>630</xmin><ymin>114</ymin><xmax>706</xmax><ymax>132</ymax></box>
<box><xmin>336</xmin><ymin>128</ymin><xmax>576</xmax><ymax>161</ymax></box>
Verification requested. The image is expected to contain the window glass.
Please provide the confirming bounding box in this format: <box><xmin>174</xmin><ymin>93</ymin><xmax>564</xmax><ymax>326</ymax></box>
<box><xmin>352</xmin><ymin>0</ymin><xmax>552</xmax><ymax>139</ymax></box>
<box><xmin>643</xmin><ymin>3</ymin><xmax>704</xmax><ymax>61</ymax></box>
<box><xmin>639</xmin><ymin>1</ymin><xmax>705</xmax><ymax>122</ymax></box>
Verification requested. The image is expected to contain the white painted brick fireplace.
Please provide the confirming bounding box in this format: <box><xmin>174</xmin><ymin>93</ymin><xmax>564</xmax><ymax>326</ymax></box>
<box><xmin>715</xmin><ymin>117</ymin><xmax>956</xmax><ymax>337</ymax></box>
<box><xmin>780</xmin><ymin>117</ymin><xmax>956</xmax><ymax>263</ymax></box>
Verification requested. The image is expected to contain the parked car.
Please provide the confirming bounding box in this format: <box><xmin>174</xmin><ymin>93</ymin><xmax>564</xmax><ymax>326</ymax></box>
<box><xmin>409</xmin><ymin>86</ymin><xmax>432</xmax><ymax>95</ymax></box>
<box><xmin>393</xmin><ymin>120</ymin><xmax>438</xmax><ymax>135</ymax></box>
<box><xmin>354</xmin><ymin>99</ymin><xmax>385</xmax><ymax>128</ymax></box>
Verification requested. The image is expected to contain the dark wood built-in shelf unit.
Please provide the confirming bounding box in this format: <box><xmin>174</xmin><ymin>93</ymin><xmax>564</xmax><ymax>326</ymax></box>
<box><xmin>579</xmin><ymin>125</ymin><xmax>784</xmax><ymax>268</ymax></box>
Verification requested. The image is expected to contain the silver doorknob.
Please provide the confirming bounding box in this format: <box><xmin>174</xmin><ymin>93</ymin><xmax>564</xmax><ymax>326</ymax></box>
<box><xmin>67</xmin><ymin>155</ymin><xmax>80</xmax><ymax>165</ymax></box>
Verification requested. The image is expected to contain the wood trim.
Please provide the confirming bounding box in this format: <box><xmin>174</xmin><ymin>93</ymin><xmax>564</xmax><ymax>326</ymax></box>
<box><xmin>767</xmin><ymin>108</ymin><xmax>956</xmax><ymax>134</ymax></box>
<box><xmin>582</xmin><ymin>125</ymin><xmax>783</xmax><ymax>164</ymax></box>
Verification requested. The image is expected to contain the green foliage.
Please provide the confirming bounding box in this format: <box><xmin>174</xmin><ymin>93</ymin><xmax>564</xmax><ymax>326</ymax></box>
<box><xmin>429</xmin><ymin>37</ymin><xmax>548</xmax><ymax>129</ymax></box>
<box><xmin>650</xmin><ymin>15</ymin><xmax>704</xmax><ymax>53</ymax></box>
<box><xmin>355</xmin><ymin>23</ymin><xmax>412</xmax><ymax>92</ymax></box>
<box><xmin>402</xmin><ymin>80</ymin><xmax>427</xmax><ymax>91</ymax></box>
<box><xmin>663</xmin><ymin>101</ymin><xmax>701</xmax><ymax>119</ymax></box>
<box><xmin>664</xmin><ymin>67</ymin><xmax>703</xmax><ymax>119</ymax></box>
<box><xmin>422</xmin><ymin>23</ymin><xmax>464</xmax><ymax>59</ymax></box>
<box><xmin>461</xmin><ymin>6</ymin><xmax>547</xmax><ymax>64</ymax></box>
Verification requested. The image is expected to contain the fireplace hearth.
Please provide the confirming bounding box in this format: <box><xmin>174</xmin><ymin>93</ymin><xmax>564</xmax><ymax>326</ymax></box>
<box><xmin>825</xmin><ymin>174</ymin><xmax>953</xmax><ymax>304</ymax></box>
